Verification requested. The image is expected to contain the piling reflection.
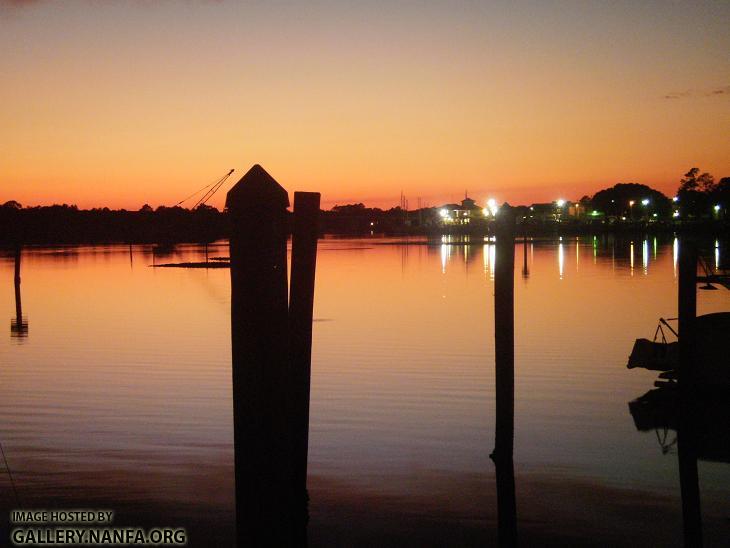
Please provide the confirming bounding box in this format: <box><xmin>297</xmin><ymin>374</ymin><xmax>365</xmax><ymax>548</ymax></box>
<box><xmin>628</xmin><ymin>383</ymin><xmax>730</xmax><ymax>547</ymax></box>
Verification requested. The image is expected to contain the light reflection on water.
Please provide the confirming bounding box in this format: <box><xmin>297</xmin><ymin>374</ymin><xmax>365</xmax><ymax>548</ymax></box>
<box><xmin>0</xmin><ymin>236</ymin><xmax>728</xmax><ymax>546</ymax></box>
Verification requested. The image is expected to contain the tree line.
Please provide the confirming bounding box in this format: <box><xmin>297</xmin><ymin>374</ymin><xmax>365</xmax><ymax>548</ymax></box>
<box><xmin>1</xmin><ymin>167</ymin><xmax>726</xmax><ymax>245</ymax></box>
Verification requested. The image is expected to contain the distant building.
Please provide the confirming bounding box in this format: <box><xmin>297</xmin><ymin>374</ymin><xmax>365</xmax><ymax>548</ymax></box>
<box><xmin>439</xmin><ymin>197</ymin><xmax>486</xmax><ymax>225</ymax></box>
<box><xmin>525</xmin><ymin>200</ymin><xmax>584</xmax><ymax>222</ymax></box>
<box><xmin>525</xmin><ymin>203</ymin><xmax>555</xmax><ymax>222</ymax></box>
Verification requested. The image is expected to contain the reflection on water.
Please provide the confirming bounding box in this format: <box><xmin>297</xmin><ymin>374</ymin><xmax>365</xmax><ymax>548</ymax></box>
<box><xmin>716</xmin><ymin>240</ymin><xmax>720</xmax><ymax>270</ymax></box>
<box><xmin>0</xmin><ymin>236</ymin><xmax>728</xmax><ymax>546</ymax></box>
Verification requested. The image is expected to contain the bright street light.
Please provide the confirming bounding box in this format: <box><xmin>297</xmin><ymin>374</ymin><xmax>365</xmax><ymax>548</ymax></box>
<box><xmin>486</xmin><ymin>198</ymin><xmax>499</xmax><ymax>216</ymax></box>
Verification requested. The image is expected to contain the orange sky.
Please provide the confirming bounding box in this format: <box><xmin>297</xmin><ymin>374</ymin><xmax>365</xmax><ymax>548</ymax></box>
<box><xmin>1</xmin><ymin>1</ymin><xmax>728</xmax><ymax>210</ymax></box>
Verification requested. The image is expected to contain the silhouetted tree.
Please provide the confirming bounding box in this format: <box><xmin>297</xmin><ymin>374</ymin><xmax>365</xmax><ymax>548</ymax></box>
<box><xmin>590</xmin><ymin>183</ymin><xmax>671</xmax><ymax>218</ymax></box>
<box><xmin>677</xmin><ymin>167</ymin><xmax>716</xmax><ymax>218</ymax></box>
<box><xmin>713</xmin><ymin>177</ymin><xmax>730</xmax><ymax>204</ymax></box>
<box><xmin>331</xmin><ymin>203</ymin><xmax>367</xmax><ymax>214</ymax></box>
<box><xmin>679</xmin><ymin>167</ymin><xmax>715</xmax><ymax>193</ymax></box>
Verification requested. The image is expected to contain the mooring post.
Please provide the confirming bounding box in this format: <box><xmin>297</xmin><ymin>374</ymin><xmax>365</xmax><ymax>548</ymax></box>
<box><xmin>493</xmin><ymin>205</ymin><xmax>515</xmax><ymax>459</ymax></box>
<box><xmin>491</xmin><ymin>205</ymin><xmax>517</xmax><ymax>547</ymax></box>
<box><xmin>227</xmin><ymin>164</ymin><xmax>294</xmax><ymax>546</ymax></box>
<box><xmin>677</xmin><ymin>238</ymin><xmax>703</xmax><ymax>547</ymax></box>
<box><xmin>14</xmin><ymin>245</ymin><xmax>22</xmax><ymax>319</ymax></box>
<box><xmin>13</xmin><ymin>245</ymin><xmax>25</xmax><ymax>336</ymax></box>
<box><xmin>289</xmin><ymin>192</ymin><xmax>321</xmax><ymax>514</ymax></box>
<box><xmin>521</xmin><ymin>232</ymin><xmax>529</xmax><ymax>279</ymax></box>
<box><xmin>678</xmin><ymin>239</ymin><xmax>698</xmax><ymax>392</ymax></box>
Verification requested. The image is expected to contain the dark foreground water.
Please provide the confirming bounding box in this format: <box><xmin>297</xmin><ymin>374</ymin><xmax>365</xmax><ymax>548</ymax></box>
<box><xmin>1</xmin><ymin>235</ymin><xmax>728</xmax><ymax>546</ymax></box>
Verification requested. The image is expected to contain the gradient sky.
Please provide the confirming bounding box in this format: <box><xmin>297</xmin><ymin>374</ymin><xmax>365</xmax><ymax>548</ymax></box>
<box><xmin>2</xmin><ymin>0</ymin><xmax>728</xmax><ymax>210</ymax></box>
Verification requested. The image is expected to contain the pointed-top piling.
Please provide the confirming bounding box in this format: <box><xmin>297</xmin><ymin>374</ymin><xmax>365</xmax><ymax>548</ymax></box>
<box><xmin>227</xmin><ymin>162</ymin><xmax>293</xmax><ymax>545</ymax></box>
<box><xmin>226</xmin><ymin>164</ymin><xmax>290</xmax><ymax>212</ymax></box>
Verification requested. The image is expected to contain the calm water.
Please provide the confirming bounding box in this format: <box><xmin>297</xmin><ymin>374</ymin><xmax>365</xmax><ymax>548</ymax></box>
<box><xmin>1</xmin><ymin>236</ymin><xmax>728</xmax><ymax>546</ymax></box>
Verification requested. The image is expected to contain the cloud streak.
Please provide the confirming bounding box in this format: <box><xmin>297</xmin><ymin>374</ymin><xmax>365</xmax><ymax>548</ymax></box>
<box><xmin>0</xmin><ymin>0</ymin><xmax>43</xmax><ymax>6</ymax></box>
<box><xmin>664</xmin><ymin>85</ymin><xmax>730</xmax><ymax>99</ymax></box>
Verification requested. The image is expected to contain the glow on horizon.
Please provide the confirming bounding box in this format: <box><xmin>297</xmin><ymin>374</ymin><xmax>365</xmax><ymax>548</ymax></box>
<box><xmin>1</xmin><ymin>1</ymin><xmax>729</xmax><ymax>210</ymax></box>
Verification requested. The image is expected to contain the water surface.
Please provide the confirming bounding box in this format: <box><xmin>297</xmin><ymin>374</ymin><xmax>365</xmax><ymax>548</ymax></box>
<box><xmin>1</xmin><ymin>236</ymin><xmax>728</xmax><ymax>546</ymax></box>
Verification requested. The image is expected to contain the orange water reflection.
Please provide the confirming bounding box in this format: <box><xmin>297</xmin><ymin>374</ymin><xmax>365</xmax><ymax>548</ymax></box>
<box><xmin>0</xmin><ymin>237</ymin><xmax>728</xmax><ymax>545</ymax></box>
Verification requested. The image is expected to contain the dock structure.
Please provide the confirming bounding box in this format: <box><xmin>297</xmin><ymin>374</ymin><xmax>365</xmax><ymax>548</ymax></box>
<box><xmin>227</xmin><ymin>164</ymin><xmax>319</xmax><ymax>546</ymax></box>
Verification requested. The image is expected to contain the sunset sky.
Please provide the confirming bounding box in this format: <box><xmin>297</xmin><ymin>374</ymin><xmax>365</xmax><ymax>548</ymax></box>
<box><xmin>2</xmin><ymin>0</ymin><xmax>728</xmax><ymax>210</ymax></box>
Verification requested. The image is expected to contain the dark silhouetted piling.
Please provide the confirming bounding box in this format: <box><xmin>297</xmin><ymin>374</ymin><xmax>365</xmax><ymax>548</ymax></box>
<box><xmin>678</xmin><ymin>239</ymin><xmax>698</xmax><ymax>392</ymax></box>
<box><xmin>677</xmin><ymin>238</ymin><xmax>703</xmax><ymax>548</ymax></box>
<box><xmin>521</xmin><ymin>233</ymin><xmax>529</xmax><ymax>279</ymax></box>
<box><xmin>14</xmin><ymin>245</ymin><xmax>22</xmax><ymax>322</ymax></box>
<box><xmin>227</xmin><ymin>164</ymin><xmax>294</xmax><ymax>546</ymax></box>
<box><xmin>11</xmin><ymin>245</ymin><xmax>28</xmax><ymax>338</ymax></box>
<box><xmin>491</xmin><ymin>205</ymin><xmax>517</xmax><ymax>547</ymax></box>
<box><xmin>493</xmin><ymin>205</ymin><xmax>515</xmax><ymax>459</ymax></box>
<box><xmin>289</xmin><ymin>192</ymin><xmax>320</xmax><ymax>516</ymax></box>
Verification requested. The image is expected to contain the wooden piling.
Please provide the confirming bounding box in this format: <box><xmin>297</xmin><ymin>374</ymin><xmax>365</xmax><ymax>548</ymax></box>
<box><xmin>12</xmin><ymin>244</ymin><xmax>28</xmax><ymax>338</ymax></box>
<box><xmin>491</xmin><ymin>205</ymin><xmax>518</xmax><ymax>547</ymax></box>
<box><xmin>289</xmin><ymin>192</ymin><xmax>321</xmax><ymax>510</ymax></box>
<box><xmin>677</xmin><ymin>238</ymin><xmax>703</xmax><ymax>547</ymax></box>
<box><xmin>14</xmin><ymin>245</ymin><xmax>22</xmax><ymax>322</ymax></box>
<box><xmin>493</xmin><ymin>206</ymin><xmax>516</xmax><ymax>460</ymax></box>
<box><xmin>521</xmin><ymin>233</ymin><xmax>529</xmax><ymax>278</ymax></box>
<box><xmin>678</xmin><ymin>239</ymin><xmax>698</xmax><ymax>392</ymax></box>
<box><xmin>227</xmin><ymin>164</ymin><xmax>294</xmax><ymax>546</ymax></box>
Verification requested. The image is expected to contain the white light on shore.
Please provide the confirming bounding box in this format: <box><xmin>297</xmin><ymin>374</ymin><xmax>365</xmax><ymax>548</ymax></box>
<box><xmin>486</xmin><ymin>198</ymin><xmax>499</xmax><ymax>216</ymax></box>
<box><xmin>556</xmin><ymin>199</ymin><xmax>566</xmax><ymax>207</ymax></box>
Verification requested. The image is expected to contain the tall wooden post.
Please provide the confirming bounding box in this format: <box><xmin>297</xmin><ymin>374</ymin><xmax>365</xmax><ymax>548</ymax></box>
<box><xmin>227</xmin><ymin>164</ymin><xmax>294</xmax><ymax>546</ymax></box>
<box><xmin>11</xmin><ymin>245</ymin><xmax>28</xmax><ymax>338</ymax></box>
<box><xmin>677</xmin><ymin>238</ymin><xmax>702</xmax><ymax>547</ymax></box>
<box><xmin>521</xmin><ymin>233</ymin><xmax>529</xmax><ymax>279</ymax></box>
<box><xmin>493</xmin><ymin>205</ymin><xmax>515</xmax><ymax>459</ymax></box>
<box><xmin>678</xmin><ymin>240</ymin><xmax>698</xmax><ymax>392</ymax></box>
<box><xmin>14</xmin><ymin>245</ymin><xmax>22</xmax><ymax>323</ymax></box>
<box><xmin>289</xmin><ymin>192</ymin><xmax>320</xmax><ymax>515</ymax></box>
<box><xmin>491</xmin><ymin>205</ymin><xmax>517</xmax><ymax>547</ymax></box>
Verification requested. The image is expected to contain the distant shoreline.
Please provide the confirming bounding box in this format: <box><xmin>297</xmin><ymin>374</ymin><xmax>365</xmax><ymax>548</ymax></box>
<box><xmin>0</xmin><ymin>203</ymin><xmax>726</xmax><ymax>247</ymax></box>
